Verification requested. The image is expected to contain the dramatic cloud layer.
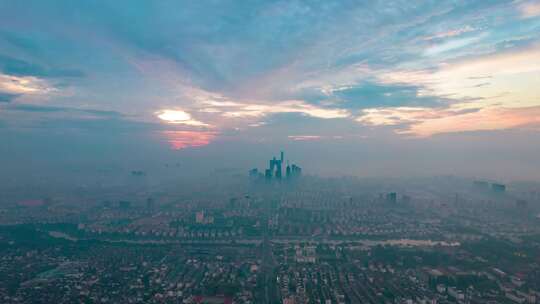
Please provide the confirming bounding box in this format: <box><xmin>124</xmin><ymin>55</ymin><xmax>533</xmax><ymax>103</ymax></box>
<box><xmin>1</xmin><ymin>0</ymin><xmax>539</xmax><ymax>179</ymax></box>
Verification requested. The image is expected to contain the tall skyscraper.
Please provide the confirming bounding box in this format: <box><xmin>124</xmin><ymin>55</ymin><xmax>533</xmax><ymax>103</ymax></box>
<box><xmin>286</xmin><ymin>162</ymin><xmax>291</xmax><ymax>179</ymax></box>
<box><xmin>265</xmin><ymin>169</ymin><xmax>272</xmax><ymax>180</ymax></box>
<box><xmin>386</xmin><ymin>192</ymin><xmax>397</xmax><ymax>204</ymax></box>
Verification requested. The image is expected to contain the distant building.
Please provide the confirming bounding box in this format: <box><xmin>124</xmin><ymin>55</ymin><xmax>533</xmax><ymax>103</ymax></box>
<box><xmin>290</xmin><ymin>164</ymin><xmax>302</xmax><ymax>178</ymax></box>
<box><xmin>516</xmin><ymin>199</ymin><xmax>528</xmax><ymax>208</ymax></box>
<box><xmin>146</xmin><ymin>198</ymin><xmax>155</xmax><ymax>210</ymax></box>
<box><xmin>401</xmin><ymin>195</ymin><xmax>411</xmax><ymax>204</ymax></box>
<box><xmin>492</xmin><ymin>183</ymin><xmax>506</xmax><ymax>193</ymax></box>
<box><xmin>196</xmin><ymin>211</ymin><xmax>205</xmax><ymax>224</ymax></box>
<box><xmin>229</xmin><ymin>198</ymin><xmax>237</xmax><ymax>208</ymax></box>
<box><xmin>131</xmin><ymin>170</ymin><xmax>146</xmax><ymax>176</ymax></box>
<box><xmin>118</xmin><ymin>201</ymin><xmax>131</xmax><ymax>209</ymax></box>
<box><xmin>473</xmin><ymin>180</ymin><xmax>489</xmax><ymax>189</ymax></box>
<box><xmin>195</xmin><ymin>210</ymin><xmax>214</xmax><ymax>224</ymax></box>
<box><xmin>286</xmin><ymin>164</ymin><xmax>291</xmax><ymax>178</ymax></box>
<box><xmin>386</xmin><ymin>192</ymin><xmax>397</xmax><ymax>204</ymax></box>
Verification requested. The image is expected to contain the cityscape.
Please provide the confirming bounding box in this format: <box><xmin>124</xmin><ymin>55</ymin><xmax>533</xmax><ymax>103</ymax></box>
<box><xmin>2</xmin><ymin>1</ymin><xmax>540</xmax><ymax>304</ymax></box>
<box><xmin>2</xmin><ymin>163</ymin><xmax>540</xmax><ymax>303</ymax></box>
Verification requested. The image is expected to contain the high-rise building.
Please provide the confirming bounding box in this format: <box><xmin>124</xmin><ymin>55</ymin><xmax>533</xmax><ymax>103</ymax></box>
<box><xmin>492</xmin><ymin>183</ymin><xmax>506</xmax><ymax>193</ymax></box>
<box><xmin>473</xmin><ymin>180</ymin><xmax>489</xmax><ymax>189</ymax></box>
<box><xmin>286</xmin><ymin>163</ymin><xmax>291</xmax><ymax>179</ymax></box>
<box><xmin>196</xmin><ymin>211</ymin><xmax>205</xmax><ymax>223</ymax></box>
<box><xmin>119</xmin><ymin>201</ymin><xmax>131</xmax><ymax>209</ymax></box>
<box><xmin>146</xmin><ymin>198</ymin><xmax>155</xmax><ymax>211</ymax></box>
<box><xmin>249</xmin><ymin>168</ymin><xmax>258</xmax><ymax>178</ymax></box>
<box><xmin>386</xmin><ymin>192</ymin><xmax>397</xmax><ymax>204</ymax></box>
<box><xmin>276</xmin><ymin>161</ymin><xmax>282</xmax><ymax>179</ymax></box>
<box><xmin>291</xmin><ymin>164</ymin><xmax>302</xmax><ymax>178</ymax></box>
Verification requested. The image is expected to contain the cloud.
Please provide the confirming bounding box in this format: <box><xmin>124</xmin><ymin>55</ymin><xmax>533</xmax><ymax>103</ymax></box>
<box><xmin>357</xmin><ymin>106</ymin><xmax>480</xmax><ymax>126</ymax></box>
<box><xmin>33</xmin><ymin>117</ymin><xmax>153</xmax><ymax>132</ymax></box>
<box><xmin>423</xmin><ymin>34</ymin><xmax>486</xmax><ymax>56</ymax></box>
<box><xmin>0</xmin><ymin>32</ymin><xmax>40</xmax><ymax>51</ymax></box>
<box><xmin>156</xmin><ymin>109</ymin><xmax>211</xmax><ymax>127</ymax></box>
<box><xmin>439</xmin><ymin>45</ymin><xmax>540</xmax><ymax>78</ymax></box>
<box><xmin>0</xmin><ymin>73</ymin><xmax>56</xmax><ymax>94</ymax></box>
<box><xmin>471</xmin><ymin>82</ymin><xmax>491</xmax><ymax>88</ymax></box>
<box><xmin>191</xmin><ymin>90</ymin><xmax>350</xmax><ymax>120</ymax></box>
<box><xmin>288</xmin><ymin>135</ymin><xmax>322</xmax><ymax>141</ymax></box>
<box><xmin>410</xmin><ymin>106</ymin><xmax>540</xmax><ymax>136</ymax></box>
<box><xmin>517</xmin><ymin>1</ymin><xmax>540</xmax><ymax>18</ymax></box>
<box><xmin>329</xmin><ymin>82</ymin><xmax>448</xmax><ymax>109</ymax></box>
<box><xmin>287</xmin><ymin>135</ymin><xmax>349</xmax><ymax>141</ymax></box>
<box><xmin>381</xmin><ymin>44</ymin><xmax>540</xmax><ymax>109</ymax></box>
<box><xmin>357</xmin><ymin>105</ymin><xmax>540</xmax><ymax>137</ymax></box>
<box><xmin>0</xmin><ymin>55</ymin><xmax>84</xmax><ymax>78</ymax></box>
<box><xmin>6</xmin><ymin>104</ymin><xmax>124</xmax><ymax>118</ymax></box>
<box><xmin>423</xmin><ymin>25</ymin><xmax>475</xmax><ymax>41</ymax></box>
<box><xmin>0</xmin><ymin>0</ymin><xmax>539</xmax><ymax>146</ymax></box>
<box><xmin>218</xmin><ymin>100</ymin><xmax>350</xmax><ymax>119</ymax></box>
<box><xmin>0</xmin><ymin>92</ymin><xmax>19</xmax><ymax>103</ymax></box>
<box><xmin>8</xmin><ymin>104</ymin><xmax>65</xmax><ymax>113</ymax></box>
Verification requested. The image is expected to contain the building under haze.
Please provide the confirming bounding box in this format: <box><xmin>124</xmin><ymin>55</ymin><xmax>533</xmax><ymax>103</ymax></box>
<box><xmin>250</xmin><ymin>151</ymin><xmax>301</xmax><ymax>182</ymax></box>
<box><xmin>491</xmin><ymin>183</ymin><xmax>506</xmax><ymax>194</ymax></box>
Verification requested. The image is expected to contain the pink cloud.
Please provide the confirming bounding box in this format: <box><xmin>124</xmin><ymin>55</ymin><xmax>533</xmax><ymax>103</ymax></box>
<box><xmin>409</xmin><ymin>106</ymin><xmax>540</xmax><ymax>136</ymax></box>
<box><xmin>160</xmin><ymin>130</ymin><xmax>217</xmax><ymax>150</ymax></box>
<box><xmin>517</xmin><ymin>1</ymin><xmax>540</xmax><ymax>18</ymax></box>
<box><xmin>358</xmin><ymin>106</ymin><xmax>540</xmax><ymax>136</ymax></box>
<box><xmin>423</xmin><ymin>25</ymin><xmax>475</xmax><ymax>41</ymax></box>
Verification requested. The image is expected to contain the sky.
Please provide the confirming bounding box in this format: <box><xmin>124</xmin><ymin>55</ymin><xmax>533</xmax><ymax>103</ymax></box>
<box><xmin>1</xmin><ymin>0</ymin><xmax>540</xmax><ymax>181</ymax></box>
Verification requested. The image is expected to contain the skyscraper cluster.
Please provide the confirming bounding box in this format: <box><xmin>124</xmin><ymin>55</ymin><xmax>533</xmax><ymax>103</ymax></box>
<box><xmin>249</xmin><ymin>151</ymin><xmax>301</xmax><ymax>182</ymax></box>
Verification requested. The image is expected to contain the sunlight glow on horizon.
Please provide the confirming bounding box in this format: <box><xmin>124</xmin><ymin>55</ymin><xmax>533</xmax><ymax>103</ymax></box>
<box><xmin>156</xmin><ymin>109</ymin><xmax>211</xmax><ymax>127</ymax></box>
<box><xmin>161</xmin><ymin>130</ymin><xmax>217</xmax><ymax>150</ymax></box>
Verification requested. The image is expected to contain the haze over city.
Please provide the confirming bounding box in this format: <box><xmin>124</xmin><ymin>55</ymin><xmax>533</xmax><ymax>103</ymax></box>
<box><xmin>2</xmin><ymin>2</ymin><xmax>540</xmax><ymax>304</ymax></box>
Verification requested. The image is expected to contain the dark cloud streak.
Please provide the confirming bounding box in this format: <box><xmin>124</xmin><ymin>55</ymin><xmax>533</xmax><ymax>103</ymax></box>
<box><xmin>0</xmin><ymin>55</ymin><xmax>84</xmax><ymax>78</ymax></box>
<box><xmin>6</xmin><ymin>104</ymin><xmax>124</xmax><ymax>118</ymax></box>
<box><xmin>0</xmin><ymin>92</ymin><xmax>19</xmax><ymax>103</ymax></box>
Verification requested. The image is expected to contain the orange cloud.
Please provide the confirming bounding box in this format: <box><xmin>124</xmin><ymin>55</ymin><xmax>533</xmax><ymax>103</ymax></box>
<box><xmin>358</xmin><ymin>106</ymin><xmax>540</xmax><ymax>136</ymax></box>
<box><xmin>409</xmin><ymin>106</ymin><xmax>540</xmax><ymax>136</ymax></box>
<box><xmin>382</xmin><ymin>45</ymin><xmax>540</xmax><ymax>108</ymax></box>
<box><xmin>0</xmin><ymin>73</ymin><xmax>56</xmax><ymax>94</ymax></box>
